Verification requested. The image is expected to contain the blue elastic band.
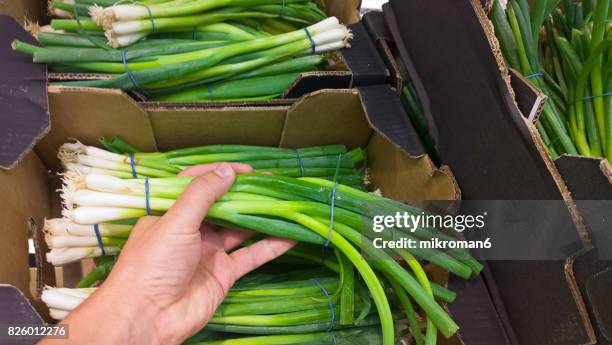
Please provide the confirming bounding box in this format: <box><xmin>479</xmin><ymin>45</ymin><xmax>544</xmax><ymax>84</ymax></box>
<box><xmin>294</xmin><ymin>148</ymin><xmax>305</xmax><ymax>177</ymax></box>
<box><xmin>140</xmin><ymin>3</ymin><xmax>156</xmax><ymax>33</ymax></box>
<box><xmin>304</xmin><ymin>28</ymin><xmax>316</xmax><ymax>54</ymax></box>
<box><xmin>192</xmin><ymin>27</ymin><xmax>198</xmax><ymax>40</ymax></box>
<box><xmin>310</xmin><ymin>278</ymin><xmax>336</xmax><ymax>337</ymax></box>
<box><xmin>129</xmin><ymin>152</ymin><xmax>138</xmax><ymax>178</ymax></box>
<box><xmin>145</xmin><ymin>177</ymin><xmax>151</xmax><ymax>216</ymax></box>
<box><xmin>322</xmin><ymin>155</ymin><xmax>341</xmax><ymax>259</ymax></box>
<box><xmin>121</xmin><ymin>49</ymin><xmax>149</xmax><ymax>96</ymax></box>
<box><xmin>93</xmin><ymin>224</ymin><xmax>106</xmax><ymax>256</ymax></box>
<box><xmin>207</xmin><ymin>84</ymin><xmax>213</xmax><ymax>100</ymax></box>
<box><xmin>572</xmin><ymin>91</ymin><xmax>612</xmax><ymax>104</ymax></box>
<box><xmin>280</xmin><ymin>0</ymin><xmax>286</xmax><ymax>17</ymax></box>
<box><xmin>526</xmin><ymin>72</ymin><xmax>544</xmax><ymax>79</ymax></box>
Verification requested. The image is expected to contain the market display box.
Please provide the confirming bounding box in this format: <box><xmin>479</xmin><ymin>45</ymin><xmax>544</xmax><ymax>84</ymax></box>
<box><xmin>1</xmin><ymin>6</ymin><xmax>458</xmax><ymax>344</ymax></box>
<box><xmin>7</xmin><ymin>0</ymin><xmax>390</xmax><ymax>103</ymax></box>
<box><xmin>357</xmin><ymin>0</ymin><xmax>612</xmax><ymax>344</ymax></box>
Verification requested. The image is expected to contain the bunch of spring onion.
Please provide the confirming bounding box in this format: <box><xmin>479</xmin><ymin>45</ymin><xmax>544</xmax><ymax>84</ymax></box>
<box><xmin>44</xmin><ymin>146</ymin><xmax>483</xmax><ymax>344</ymax></box>
<box><xmin>12</xmin><ymin>16</ymin><xmax>349</xmax><ymax>100</ymax></box>
<box><xmin>58</xmin><ymin>138</ymin><xmax>367</xmax><ymax>189</ymax></box>
<box><xmin>490</xmin><ymin>0</ymin><xmax>611</xmax><ymax>163</ymax></box>
<box><xmin>42</xmin><ymin>263</ymin><xmax>401</xmax><ymax>344</ymax></box>
<box><xmin>45</xmin><ymin>0</ymin><xmax>326</xmax><ymax>46</ymax></box>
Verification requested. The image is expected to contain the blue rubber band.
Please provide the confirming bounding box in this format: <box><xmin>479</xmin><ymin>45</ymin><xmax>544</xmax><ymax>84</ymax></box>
<box><xmin>129</xmin><ymin>152</ymin><xmax>138</xmax><ymax>178</ymax></box>
<box><xmin>122</xmin><ymin>49</ymin><xmax>149</xmax><ymax>96</ymax></box>
<box><xmin>322</xmin><ymin>155</ymin><xmax>341</xmax><ymax>259</ymax></box>
<box><xmin>526</xmin><ymin>72</ymin><xmax>544</xmax><ymax>79</ymax></box>
<box><xmin>207</xmin><ymin>84</ymin><xmax>213</xmax><ymax>100</ymax></box>
<box><xmin>304</xmin><ymin>28</ymin><xmax>316</xmax><ymax>54</ymax></box>
<box><xmin>310</xmin><ymin>278</ymin><xmax>336</xmax><ymax>335</ymax></box>
<box><xmin>145</xmin><ymin>177</ymin><xmax>151</xmax><ymax>216</ymax></box>
<box><xmin>93</xmin><ymin>224</ymin><xmax>106</xmax><ymax>256</ymax></box>
<box><xmin>280</xmin><ymin>0</ymin><xmax>286</xmax><ymax>17</ymax></box>
<box><xmin>572</xmin><ymin>91</ymin><xmax>612</xmax><ymax>104</ymax></box>
<box><xmin>192</xmin><ymin>26</ymin><xmax>198</xmax><ymax>40</ymax></box>
<box><xmin>294</xmin><ymin>148</ymin><xmax>305</xmax><ymax>177</ymax></box>
<box><xmin>140</xmin><ymin>3</ymin><xmax>156</xmax><ymax>33</ymax></box>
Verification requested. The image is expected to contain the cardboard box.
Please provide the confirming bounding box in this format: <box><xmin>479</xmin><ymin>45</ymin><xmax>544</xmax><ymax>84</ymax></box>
<box><xmin>368</xmin><ymin>1</ymin><xmax>610</xmax><ymax>345</ymax></box>
<box><xmin>1</xmin><ymin>13</ymin><xmax>459</xmax><ymax>343</ymax></box>
<box><xmin>2</xmin><ymin>0</ymin><xmax>390</xmax><ymax>103</ymax></box>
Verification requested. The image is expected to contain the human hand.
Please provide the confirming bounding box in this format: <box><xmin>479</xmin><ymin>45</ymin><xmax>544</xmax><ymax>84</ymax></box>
<box><xmin>45</xmin><ymin>163</ymin><xmax>296</xmax><ymax>345</ymax></box>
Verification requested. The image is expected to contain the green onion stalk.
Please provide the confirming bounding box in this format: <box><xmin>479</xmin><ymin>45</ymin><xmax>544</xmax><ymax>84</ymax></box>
<box><xmin>490</xmin><ymin>0</ymin><xmax>611</xmax><ymax>163</ymax></box>
<box><xmin>151</xmin><ymin>72</ymin><xmax>301</xmax><ymax>101</ymax></box>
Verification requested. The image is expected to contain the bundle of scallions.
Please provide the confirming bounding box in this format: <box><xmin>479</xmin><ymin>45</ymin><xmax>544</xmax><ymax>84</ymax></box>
<box><xmin>42</xmin><ymin>139</ymin><xmax>483</xmax><ymax>345</ymax></box>
<box><xmin>58</xmin><ymin>137</ymin><xmax>367</xmax><ymax>188</ymax></box>
<box><xmin>12</xmin><ymin>1</ymin><xmax>350</xmax><ymax>101</ymax></box>
<box><xmin>490</xmin><ymin>0</ymin><xmax>611</xmax><ymax>163</ymax></box>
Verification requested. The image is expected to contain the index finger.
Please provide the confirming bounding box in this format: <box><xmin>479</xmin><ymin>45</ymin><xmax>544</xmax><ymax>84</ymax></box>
<box><xmin>159</xmin><ymin>163</ymin><xmax>236</xmax><ymax>234</ymax></box>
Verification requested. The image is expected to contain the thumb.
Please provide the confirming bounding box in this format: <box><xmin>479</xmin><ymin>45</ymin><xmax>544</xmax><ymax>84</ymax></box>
<box><xmin>159</xmin><ymin>163</ymin><xmax>235</xmax><ymax>233</ymax></box>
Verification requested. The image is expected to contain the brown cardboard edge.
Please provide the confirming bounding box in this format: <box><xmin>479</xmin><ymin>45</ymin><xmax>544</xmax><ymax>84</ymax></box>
<box><xmin>524</xmin><ymin>121</ymin><xmax>591</xmax><ymax>247</ymax></box>
<box><xmin>481</xmin><ymin>0</ymin><xmax>494</xmax><ymax>13</ymax></box>
<box><xmin>509</xmin><ymin>68</ymin><xmax>546</xmax><ymax>123</ymax></box>
<box><xmin>470</xmin><ymin>0</ymin><xmax>590</xmax><ymax>246</ymax></box>
<box><xmin>600</xmin><ymin>159</ymin><xmax>612</xmax><ymax>184</ymax></box>
<box><xmin>469</xmin><ymin>0</ymin><xmax>518</xmax><ymax>110</ymax></box>
<box><xmin>375</xmin><ymin>39</ymin><xmax>403</xmax><ymax>94</ymax></box>
<box><xmin>565</xmin><ymin>249</ymin><xmax>598</xmax><ymax>345</ymax></box>
<box><xmin>29</xmin><ymin>217</ymin><xmax>46</xmax><ymax>299</ymax></box>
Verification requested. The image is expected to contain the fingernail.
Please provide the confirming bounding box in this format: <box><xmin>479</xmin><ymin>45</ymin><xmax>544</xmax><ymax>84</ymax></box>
<box><xmin>213</xmin><ymin>163</ymin><xmax>233</xmax><ymax>179</ymax></box>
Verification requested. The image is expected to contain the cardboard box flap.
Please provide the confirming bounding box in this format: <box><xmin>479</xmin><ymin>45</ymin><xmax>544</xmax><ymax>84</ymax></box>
<box><xmin>0</xmin><ymin>15</ymin><xmax>49</xmax><ymax>170</ymax></box>
<box><xmin>572</xmin><ymin>248</ymin><xmax>612</xmax><ymax>344</ymax></box>
<box><xmin>357</xmin><ymin>84</ymin><xmax>426</xmax><ymax>157</ymax></box>
<box><xmin>556</xmin><ymin>156</ymin><xmax>612</xmax><ymax>251</ymax></box>
<box><xmin>0</xmin><ymin>0</ymin><xmax>48</xmax><ymax>26</ymax></box>
<box><xmin>38</xmin><ymin>87</ymin><xmax>158</xmax><ymax>171</ymax></box>
<box><xmin>381</xmin><ymin>4</ymin><xmax>442</xmax><ymax>160</ymax></box>
<box><xmin>556</xmin><ymin>155</ymin><xmax>612</xmax><ymax>200</ymax></box>
<box><xmin>362</xmin><ymin>11</ymin><xmax>393</xmax><ymax>42</ymax></box>
<box><xmin>380</xmin><ymin>0</ymin><xmax>570</xmax><ymax>201</ymax></box>
<box><xmin>509</xmin><ymin>69</ymin><xmax>546</xmax><ymax>123</ymax></box>
<box><xmin>0</xmin><ymin>284</ymin><xmax>44</xmax><ymax>324</ymax></box>
<box><xmin>586</xmin><ymin>267</ymin><xmax>612</xmax><ymax>342</ymax></box>
<box><xmin>381</xmin><ymin>1</ymin><xmax>593</xmax><ymax>344</ymax></box>
<box><xmin>279</xmin><ymin>89</ymin><xmax>372</xmax><ymax>149</ymax></box>
<box><xmin>339</xmin><ymin>22</ymin><xmax>389</xmax><ymax>86</ymax></box>
<box><xmin>447</xmin><ymin>273</ymin><xmax>513</xmax><ymax>345</ymax></box>
<box><xmin>361</xmin><ymin>11</ymin><xmax>404</xmax><ymax>92</ymax></box>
